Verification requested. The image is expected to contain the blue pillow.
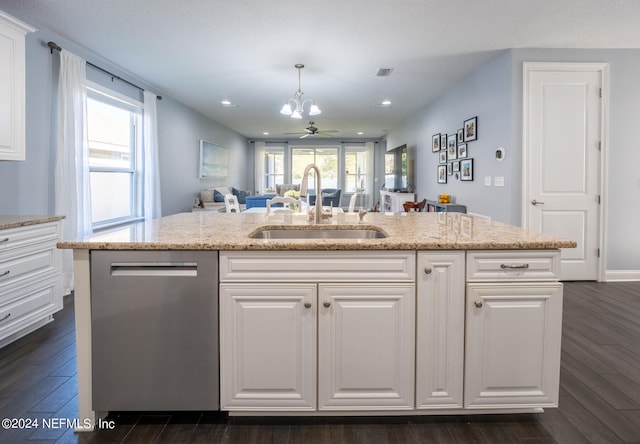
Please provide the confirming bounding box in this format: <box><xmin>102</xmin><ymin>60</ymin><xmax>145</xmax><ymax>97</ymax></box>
<box><xmin>232</xmin><ymin>187</ymin><xmax>249</xmax><ymax>204</ymax></box>
<box><xmin>213</xmin><ymin>190</ymin><xmax>225</xmax><ymax>202</ymax></box>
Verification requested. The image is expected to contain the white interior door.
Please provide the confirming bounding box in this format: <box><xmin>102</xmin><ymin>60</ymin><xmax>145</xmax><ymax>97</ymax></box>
<box><xmin>523</xmin><ymin>63</ymin><xmax>606</xmax><ymax>281</ymax></box>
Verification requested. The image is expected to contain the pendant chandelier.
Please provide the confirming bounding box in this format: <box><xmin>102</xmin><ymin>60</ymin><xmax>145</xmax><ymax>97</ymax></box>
<box><xmin>280</xmin><ymin>64</ymin><xmax>321</xmax><ymax>119</ymax></box>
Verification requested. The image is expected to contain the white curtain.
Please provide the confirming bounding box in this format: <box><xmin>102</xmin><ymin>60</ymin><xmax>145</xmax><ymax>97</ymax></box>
<box><xmin>143</xmin><ymin>90</ymin><xmax>161</xmax><ymax>220</ymax></box>
<box><xmin>55</xmin><ymin>50</ymin><xmax>92</xmax><ymax>294</ymax></box>
<box><xmin>254</xmin><ymin>141</ymin><xmax>266</xmax><ymax>195</ymax></box>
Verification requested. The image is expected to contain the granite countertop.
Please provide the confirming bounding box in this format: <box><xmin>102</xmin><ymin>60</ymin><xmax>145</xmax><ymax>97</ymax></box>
<box><xmin>56</xmin><ymin>211</ymin><xmax>577</xmax><ymax>251</ymax></box>
<box><xmin>0</xmin><ymin>215</ymin><xmax>65</xmax><ymax>231</ymax></box>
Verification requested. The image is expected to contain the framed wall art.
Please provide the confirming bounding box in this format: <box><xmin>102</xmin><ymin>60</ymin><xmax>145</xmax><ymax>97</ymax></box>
<box><xmin>463</xmin><ymin>116</ymin><xmax>477</xmax><ymax>142</ymax></box>
<box><xmin>440</xmin><ymin>134</ymin><xmax>447</xmax><ymax>151</ymax></box>
<box><xmin>457</xmin><ymin>128</ymin><xmax>464</xmax><ymax>144</ymax></box>
<box><xmin>457</xmin><ymin>143</ymin><xmax>467</xmax><ymax>158</ymax></box>
<box><xmin>453</xmin><ymin>160</ymin><xmax>460</xmax><ymax>172</ymax></box>
<box><xmin>447</xmin><ymin>134</ymin><xmax>457</xmax><ymax>160</ymax></box>
<box><xmin>437</xmin><ymin>165</ymin><xmax>447</xmax><ymax>183</ymax></box>
<box><xmin>432</xmin><ymin>133</ymin><xmax>441</xmax><ymax>152</ymax></box>
<box><xmin>199</xmin><ymin>140</ymin><xmax>229</xmax><ymax>179</ymax></box>
<box><xmin>460</xmin><ymin>158</ymin><xmax>474</xmax><ymax>181</ymax></box>
<box><xmin>439</xmin><ymin>150</ymin><xmax>447</xmax><ymax>164</ymax></box>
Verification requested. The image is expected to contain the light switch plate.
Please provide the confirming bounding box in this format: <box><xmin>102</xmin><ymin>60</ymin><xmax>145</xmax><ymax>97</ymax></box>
<box><xmin>484</xmin><ymin>176</ymin><xmax>492</xmax><ymax>186</ymax></box>
<box><xmin>494</xmin><ymin>176</ymin><xmax>505</xmax><ymax>187</ymax></box>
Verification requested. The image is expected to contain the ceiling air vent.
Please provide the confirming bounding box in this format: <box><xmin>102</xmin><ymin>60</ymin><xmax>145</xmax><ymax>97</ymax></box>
<box><xmin>376</xmin><ymin>67</ymin><xmax>394</xmax><ymax>77</ymax></box>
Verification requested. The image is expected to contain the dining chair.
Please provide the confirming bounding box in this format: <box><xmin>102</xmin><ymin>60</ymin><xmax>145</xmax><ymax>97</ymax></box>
<box><xmin>224</xmin><ymin>194</ymin><xmax>241</xmax><ymax>213</ymax></box>
<box><xmin>403</xmin><ymin>198</ymin><xmax>427</xmax><ymax>212</ymax></box>
<box><xmin>266</xmin><ymin>196</ymin><xmax>301</xmax><ymax>214</ymax></box>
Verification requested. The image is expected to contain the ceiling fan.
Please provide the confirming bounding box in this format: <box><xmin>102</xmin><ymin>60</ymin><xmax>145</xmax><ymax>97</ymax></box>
<box><xmin>285</xmin><ymin>121</ymin><xmax>338</xmax><ymax>139</ymax></box>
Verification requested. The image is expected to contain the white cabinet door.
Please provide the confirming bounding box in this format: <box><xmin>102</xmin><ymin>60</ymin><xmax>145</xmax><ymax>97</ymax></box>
<box><xmin>415</xmin><ymin>252</ymin><xmax>465</xmax><ymax>409</ymax></box>
<box><xmin>220</xmin><ymin>283</ymin><xmax>317</xmax><ymax>410</ymax></box>
<box><xmin>0</xmin><ymin>12</ymin><xmax>34</xmax><ymax>161</ymax></box>
<box><xmin>318</xmin><ymin>283</ymin><xmax>415</xmax><ymax>410</ymax></box>
<box><xmin>465</xmin><ymin>282</ymin><xmax>563</xmax><ymax>408</ymax></box>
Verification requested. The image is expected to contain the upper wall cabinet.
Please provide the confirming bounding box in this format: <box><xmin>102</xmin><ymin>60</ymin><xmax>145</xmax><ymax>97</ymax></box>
<box><xmin>0</xmin><ymin>11</ymin><xmax>35</xmax><ymax>161</ymax></box>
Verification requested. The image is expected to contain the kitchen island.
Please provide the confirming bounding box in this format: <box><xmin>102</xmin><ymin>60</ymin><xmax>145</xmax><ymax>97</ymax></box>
<box><xmin>58</xmin><ymin>211</ymin><xmax>576</xmax><ymax>431</ymax></box>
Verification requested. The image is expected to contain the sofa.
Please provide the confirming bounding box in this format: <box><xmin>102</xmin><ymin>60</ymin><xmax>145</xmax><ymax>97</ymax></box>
<box><xmin>199</xmin><ymin>186</ymin><xmax>250</xmax><ymax>212</ymax></box>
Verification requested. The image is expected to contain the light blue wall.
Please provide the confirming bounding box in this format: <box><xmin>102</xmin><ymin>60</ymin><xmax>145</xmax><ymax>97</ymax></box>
<box><xmin>158</xmin><ymin>98</ymin><xmax>249</xmax><ymax>215</ymax></box>
<box><xmin>386</xmin><ymin>50</ymin><xmax>514</xmax><ymax>223</ymax></box>
<box><xmin>0</xmin><ymin>24</ymin><xmax>249</xmax><ymax>218</ymax></box>
<box><xmin>386</xmin><ymin>48</ymin><xmax>640</xmax><ymax>273</ymax></box>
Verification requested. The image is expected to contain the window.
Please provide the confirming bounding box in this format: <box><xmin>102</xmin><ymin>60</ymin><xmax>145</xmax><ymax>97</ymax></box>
<box><xmin>86</xmin><ymin>85</ymin><xmax>143</xmax><ymax>229</ymax></box>
<box><xmin>263</xmin><ymin>148</ymin><xmax>284</xmax><ymax>192</ymax></box>
<box><xmin>291</xmin><ymin>147</ymin><xmax>338</xmax><ymax>190</ymax></box>
<box><xmin>345</xmin><ymin>148</ymin><xmax>369</xmax><ymax>193</ymax></box>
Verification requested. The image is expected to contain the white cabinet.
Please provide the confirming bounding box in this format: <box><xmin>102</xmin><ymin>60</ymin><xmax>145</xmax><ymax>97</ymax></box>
<box><xmin>318</xmin><ymin>284</ymin><xmax>414</xmax><ymax>410</ymax></box>
<box><xmin>0</xmin><ymin>221</ymin><xmax>63</xmax><ymax>347</ymax></box>
<box><xmin>464</xmin><ymin>250</ymin><xmax>563</xmax><ymax>409</ymax></box>
<box><xmin>415</xmin><ymin>252</ymin><xmax>465</xmax><ymax>409</ymax></box>
<box><xmin>219</xmin><ymin>251</ymin><xmax>415</xmax><ymax>412</ymax></box>
<box><xmin>0</xmin><ymin>12</ymin><xmax>35</xmax><ymax>161</ymax></box>
<box><xmin>379</xmin><ymin>190</ymin><xmax>415</xmax><ymax>213</ymax></box>
<box><xmin>220</xmin><ymin>283</ymin><xmax>317</xmax><ymax>410</ymax></box>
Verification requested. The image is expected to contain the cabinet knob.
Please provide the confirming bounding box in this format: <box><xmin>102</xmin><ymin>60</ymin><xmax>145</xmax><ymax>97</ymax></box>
<box><xmin>474</xmin><ymin>300</ymin><xmax>483</xmax><ymax>308</ymax></box>
<box><xmin>323</xmin><ymin>301</ymin><xmax>331</xmax><ymax>308</ymax></box>
<box><xmin>424</xmin><ymin>267</ymin><xmax>432</xmax><ymax>275</ymax></box>
<box><xmin>304</xmin><ymin>301</ymin><xmax>312</xmax><ymax>309</ymax></box>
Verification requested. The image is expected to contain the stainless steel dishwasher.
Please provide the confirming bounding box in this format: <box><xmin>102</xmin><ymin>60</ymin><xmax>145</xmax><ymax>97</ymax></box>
<box><xmin>90</xmin><ymin>250</ymin><xmax>219</xmax><ymax>411</ymax></box>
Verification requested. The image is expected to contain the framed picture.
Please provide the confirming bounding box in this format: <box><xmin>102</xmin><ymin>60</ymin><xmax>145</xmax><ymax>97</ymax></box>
<box><xmin>447</xmin><ymin>134</ymin><xmax>457</xmax><ymax>160</ymax></box>
<box><xmin>457</xmin><ymin>143</ymin><xmax>467</xmax><ymax>158</ymax></box>
<box><xmin>437</xmin><ymin>165</ymin><xmax>447</xmax><ymax>183</ymax></box>
<box><xmin>452</xmin><ymin>160</ymin><xmax>460</xmax><ymax>172</ymax></box>
<box><xmin>440</xmin><ymin>134</ymin><xmax>447</xmax><ymax>151</ymax></box>
<box><xmin>463</xmin><ymin>116</ymin><xmax>477</xmax><ymax>142</ymax></box>
<box><xmin>457</xmin><ymin>128</ymin><xmax>464</xmax><ymax>144</ymax></box>
<box><xmin>460</xmin><ymin>158</ymin><xmax>474</xmax><ymax>181</ymax></box>
<box><xmin>432</xmin><ymin>133</ymin><xmax>441</xmax><ymax>152</ymax></box>
<box><xmin>439</xmin><ymin>151</ymin><xmax>447</xmax><ymax>164</ymax></box>
<box><xmin>199</xmin><ymin>140</ymin><xmax>229</xmax><ymax>178</ymax></box>
<box><xmin>447</xmin><ymin>163</ymin><xmax>453</xmax><ymax>176</ymax></box>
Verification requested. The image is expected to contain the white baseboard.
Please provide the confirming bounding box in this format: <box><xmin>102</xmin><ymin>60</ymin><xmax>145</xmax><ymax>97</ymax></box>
<box><xmin>604</xmin><ymin>270</ymin><xmax>640</xmax><ymax>282</ymax></box>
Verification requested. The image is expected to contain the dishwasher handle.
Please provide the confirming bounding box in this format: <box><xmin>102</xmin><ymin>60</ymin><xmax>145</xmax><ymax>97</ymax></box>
<box><xmin>110</xmin><ymin>262</ymin><xmax>198</xmax><ymax>277</ymax></box>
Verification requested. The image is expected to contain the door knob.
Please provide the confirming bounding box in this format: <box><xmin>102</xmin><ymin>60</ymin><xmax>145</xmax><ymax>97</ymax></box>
<box><xmin>531</xmin><ymin>199</ymin><xmax>545</xmax><ymax>206</ymax></box>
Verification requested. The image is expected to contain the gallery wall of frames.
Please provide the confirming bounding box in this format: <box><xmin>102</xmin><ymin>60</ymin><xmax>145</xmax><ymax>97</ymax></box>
<box><xmin>432</xmin><ymin>116</ymin><xmax>476</xmax><ymax>184</ymax></box>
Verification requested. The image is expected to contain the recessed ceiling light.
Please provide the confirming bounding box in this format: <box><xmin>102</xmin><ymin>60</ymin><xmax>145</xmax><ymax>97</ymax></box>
<box><xmin>357</xmin><ymin>131</ymin><xmax>364</xmax><ymax>135</ymax></box>
<box><xmin>375</xmin><ymin>100</ymin><xmax>392</xmax><ymax>108</ymax></box>
<box><xmin>263</xmin><ymin>132</ymin><xmax>269</xmax><ymax>135</ymax></box>
<box><xmin>221</xmin><ymin>100</ymin><xmax>237</xmax><ymax>107</ymax></box>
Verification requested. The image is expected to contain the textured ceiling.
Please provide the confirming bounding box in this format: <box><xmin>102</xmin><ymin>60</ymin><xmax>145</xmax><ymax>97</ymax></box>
<box><xmin>1</xmin><ymin>0</ymin><xmax>640</xmax><ymax>139</ymax></box>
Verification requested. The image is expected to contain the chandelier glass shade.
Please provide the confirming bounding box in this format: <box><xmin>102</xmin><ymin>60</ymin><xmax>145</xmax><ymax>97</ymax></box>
<box><xmin>280</xmin><ymin>64</ymin><xmax>321</xmax><ymax>119</ymax></box>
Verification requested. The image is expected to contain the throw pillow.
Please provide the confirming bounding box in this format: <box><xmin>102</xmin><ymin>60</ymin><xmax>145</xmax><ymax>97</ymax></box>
<box><xmin>213</xmin><ymin>190</ymin><xmax>225</xmax><ymax>202</ymax></box>
<box><xmin>200</xmin><ymin>189</ymin><xmax>214</xmax><ymax>203</ymax></box>
<box><xmin>232</xmin><ymin>187</ymin><xmax>249</xmax><ymax>204</ymax></box>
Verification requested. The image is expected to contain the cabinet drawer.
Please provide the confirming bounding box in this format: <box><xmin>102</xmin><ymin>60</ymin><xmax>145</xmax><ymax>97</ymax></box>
<box><xmin>0</xmin><ymin>222</ymin><xmax>60</xmax><ymax>252</ymax></box>
<box><xmin>0</xmin><ymin>277</ymin><xmax>60</xmax><ymax>337</ymax></box>
<box><xmin>466</xmin><ymin>250</ymin><xmax>560</xmax><ymax>282</ymax></box>
<box><xmin>220</xmin><ymin>251</ymin><xmax>415</xmax><ymax>282</ymax></box>
<box><xmin>0</xmin><ymin>243</ymin><xmax>59</xmax><ymax>293</ymax></box>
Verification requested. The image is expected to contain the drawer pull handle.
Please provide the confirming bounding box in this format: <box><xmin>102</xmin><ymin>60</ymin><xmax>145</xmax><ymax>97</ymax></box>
<box><xmin>304</xmin><ymin>301</ymin><xmax>312</xmax><ymax>309</ymax></box>
<box><xmin>323</xmin><ymin>301</ymin><xmax>331</xmax><ymax>308</ymax></box>
<box><xmin>0</xmin><ymin>237</ymin><xmax>9</xmax><ymax>243</ymax></box>
<box><xmin>500</xmin><ymin>263</ymin><xmax>530</xmax><ymax>269</ymax></box>
<box><xmin>0</xmin><ymin>270</ymin><xmax>9</xmax><ymax>277</ymax></box>
<box><xmin>474</xmin><ymin>300</ymin><xmax>483</xmax><ymax>308</ymax></box>
<box><xmin>424</xmin><ymin>267</ymin><xmax>432</xmax><ymax>275</ymax></box>
<box><xmin>0</xmin><ymin>313</ymin><xmax>10</xmax><ymax>322</ymax></box>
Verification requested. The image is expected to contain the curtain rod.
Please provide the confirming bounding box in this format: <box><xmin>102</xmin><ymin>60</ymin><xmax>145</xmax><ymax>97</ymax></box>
<box><xmin>47</xmin><ymin>41</ymin><xmax>162</xmax><ymax>100</ymax></box>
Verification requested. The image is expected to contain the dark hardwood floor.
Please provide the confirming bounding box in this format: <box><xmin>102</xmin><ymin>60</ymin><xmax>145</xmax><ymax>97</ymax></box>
<box><xmin>1</xmin><ymin>282</ymin><xmax>640</xmax><ymax>443</ymax></box>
